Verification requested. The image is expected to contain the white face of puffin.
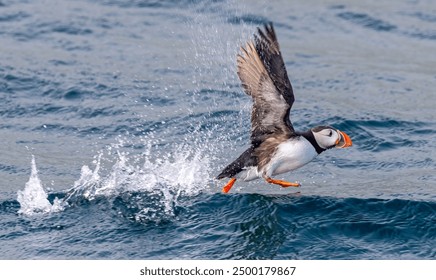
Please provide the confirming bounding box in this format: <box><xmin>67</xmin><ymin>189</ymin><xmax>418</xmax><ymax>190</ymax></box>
<box><xmin>312</xmin><ymin>126</ymin><xmax>353</xmax><ymax>150</ymax></box>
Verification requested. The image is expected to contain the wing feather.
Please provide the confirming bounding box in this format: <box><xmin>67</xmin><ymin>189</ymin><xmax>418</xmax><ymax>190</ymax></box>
<box><xmin>237</xmin><ymin>23</ymin><xmax>295</xmax><ymax>148</ymax></box>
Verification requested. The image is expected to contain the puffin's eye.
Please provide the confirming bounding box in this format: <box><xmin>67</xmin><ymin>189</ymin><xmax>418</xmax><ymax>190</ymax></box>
<box><xmin>328</xmin><ymin>130</ymin><xmax>333</xmax><ymax>137</ymax></box>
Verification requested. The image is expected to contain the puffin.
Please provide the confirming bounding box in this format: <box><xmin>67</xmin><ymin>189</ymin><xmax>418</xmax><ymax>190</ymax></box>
<box><xmin>217</xmin><ymin>23</ymin><xmax>353</xmax><ymax>193</ymax></box>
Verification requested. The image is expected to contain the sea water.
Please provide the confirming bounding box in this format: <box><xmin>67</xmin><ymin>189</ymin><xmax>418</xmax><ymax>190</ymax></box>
<box><xmin>0</xmin><ymin>0</ymin><xmax>435</xmax><ymax>259</ymax></box>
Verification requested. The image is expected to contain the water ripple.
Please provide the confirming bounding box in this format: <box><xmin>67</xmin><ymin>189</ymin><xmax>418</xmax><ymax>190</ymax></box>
<box><xmin>1</xmin><ymin>0</ymin><xmax>436</xmax><ymax>260</ymax></box>
<box><xmin>3</xmin><ymin>193</ymin><xmax>434</xmax><ymax>259</ymax></box>
<box><xmin>337</xmin><ymin>11</ymin><xmax>397</xmax><ymax>32</ymax></box>
<box><xmin>334</xmin><ymin>118</ymin><xmax>434</xmax><ymax>152</ymax></box>
<box><xmin>227</xmin><ymin>14</ymin><xmax>270</xmax><ymax>26</ymax></box>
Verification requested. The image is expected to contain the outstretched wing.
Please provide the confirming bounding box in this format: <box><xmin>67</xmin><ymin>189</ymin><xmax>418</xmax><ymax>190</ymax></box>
<box><xmin>237</xmin><ymin>23</ymin><xmax>295</xmax><ymax>146</ymax></box>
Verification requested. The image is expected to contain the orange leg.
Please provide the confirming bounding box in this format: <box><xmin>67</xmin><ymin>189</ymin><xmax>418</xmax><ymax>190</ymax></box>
<box><xmin>265</xmin><ymin>177</ymin><xmax>300</xmax><ymax>188</ymax></box>
<box><xmin>222</xmin><ymin>178</ymin><xmax>237</xmax><ymax>193</ymax></box>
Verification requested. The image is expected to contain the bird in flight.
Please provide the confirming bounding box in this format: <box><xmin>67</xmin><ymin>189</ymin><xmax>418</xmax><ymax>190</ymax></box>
<box><xmin>217</xmin><ymin>23</ymin><xmax>352</xmax><ymax>193</ymax></box>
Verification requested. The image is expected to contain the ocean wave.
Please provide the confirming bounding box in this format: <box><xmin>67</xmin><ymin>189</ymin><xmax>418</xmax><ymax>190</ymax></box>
<box><xmin>3</xmin><ymin>150</ymin><xmax>434</xmax><ymax>259</ymax></box>
<box><xmin>2</xmin><ymin>0</ymin><xmax>436</xmax><ymax>260</ymax></box>
<box><xmin>227</xmin><ymin>14</ymin><xmax>270</xmax><ymax>26</ymax></box>
<box><xmin>337</xmin><ymin>11</ymin><xmax>397</xmax><ymax>32</ymax></box>
<box><xmin>409</xmin><ymin>12</ymin><xmax>436</xmax><ymax>23</ymax></box>
<box><xmin>2</xmin><ymin>189</ymin><xmax>435</xmax><ymax>259</ymax></box>
<box><xmin>332</xmin><ymin>117</ymin><xmax>435</xmax><ymax>152</ymax></box>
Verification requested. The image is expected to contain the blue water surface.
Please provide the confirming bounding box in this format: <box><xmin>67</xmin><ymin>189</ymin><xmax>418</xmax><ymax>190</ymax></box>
<box><xmin>0</xmin><ymin>0</ymin><xmax>435</xmax><ymax>259</ymax></box>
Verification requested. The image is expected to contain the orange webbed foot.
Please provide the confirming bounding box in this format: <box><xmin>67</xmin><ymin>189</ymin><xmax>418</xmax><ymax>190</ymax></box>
<box><xmin>265</xmin><ymin>177</ymin><xmax>300</xmax><ymax>188</ymax></box>
<box><xmin>222</xmin><ymin>178</ymin><xmax>237</xmax><ymax>193</ymax></box>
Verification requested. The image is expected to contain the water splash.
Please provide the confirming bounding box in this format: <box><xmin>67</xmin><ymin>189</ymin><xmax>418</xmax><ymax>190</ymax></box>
<box><xmin>15</xmin><ymin>3</ymin><xmax>249</xmax><ymax>218</ymax></box>
<box><xmin>17</xmin><ymin>155</ymin><xmax>63</xmax><ymax>215</ymax></box>
<box><xmin>17</xmin><ymin>139</ymin><xmax>213</xmax><ymax>221</ymax></box>
<box><xmin>65</xmin><ymin>138</ymin><xmax>213</xmax><ymax>197</ymax></box>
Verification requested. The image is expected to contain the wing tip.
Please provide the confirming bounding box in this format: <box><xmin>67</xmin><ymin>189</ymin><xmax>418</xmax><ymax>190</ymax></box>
<box><xmin>257</xmin><ymin>22</ymin><xmax>276</xmax><ymax>43</ymax></box>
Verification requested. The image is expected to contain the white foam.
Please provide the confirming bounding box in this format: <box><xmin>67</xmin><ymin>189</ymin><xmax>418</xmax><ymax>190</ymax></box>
<box><xmin>15</xmin><ymin>10</ymin><xmax>246</xmax><ymax>216</ymax></box>
<box><xmin>17</xmin><ymin>156</ymin><xmax>64</xmax><ymax>215</ymax></box>
<box><xmin>17</xmin><ymin>137</ymin><xmax>215</xmax><ymax>217</ymax></box>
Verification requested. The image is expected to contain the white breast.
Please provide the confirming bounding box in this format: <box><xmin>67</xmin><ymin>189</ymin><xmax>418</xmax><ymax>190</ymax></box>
<box><xmin>263</xmin><ymin>137</ymin><xmax>318</xmax><ymax>177</ymax></box>
<box><xmin>235</xmin><ymin>137</ymin><xmax>318</xmax><ymax>182</ymax></box>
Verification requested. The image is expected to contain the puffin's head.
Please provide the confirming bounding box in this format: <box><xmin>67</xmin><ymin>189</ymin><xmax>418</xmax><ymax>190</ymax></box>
<box><xmin>311</xmin><ymin>126</ymin><xmax>352</xmax><ymax>150</ymax></box>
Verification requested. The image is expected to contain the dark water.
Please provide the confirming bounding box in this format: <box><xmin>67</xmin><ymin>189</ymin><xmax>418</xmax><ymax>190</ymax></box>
<box><xmin>1</xmin><ymin>0</ymin><xmax>435</xmax><ymax>259</ymax></box>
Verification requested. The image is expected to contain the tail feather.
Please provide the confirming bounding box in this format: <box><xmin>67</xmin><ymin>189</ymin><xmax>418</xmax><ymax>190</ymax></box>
<box><xmin>216</xmin><ymin>146</ymin><xmax>257</xmax><ymax>179</ymax></box>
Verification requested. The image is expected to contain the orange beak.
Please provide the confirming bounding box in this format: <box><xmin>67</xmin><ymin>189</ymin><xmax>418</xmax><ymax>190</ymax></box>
<box><xmin>335</xmin><ymin>130</ymin><xmax>352</xmax><ymax>148</ymax></box>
